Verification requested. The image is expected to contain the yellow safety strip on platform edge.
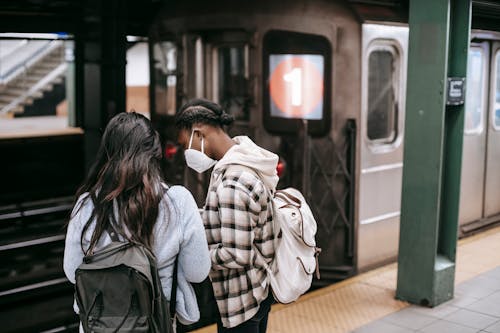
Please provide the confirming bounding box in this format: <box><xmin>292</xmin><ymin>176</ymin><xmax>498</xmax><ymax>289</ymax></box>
<box><xmin>193</xmin><ymin>226</ymin><xmax>500</xmax><ymax>333</ymax></box>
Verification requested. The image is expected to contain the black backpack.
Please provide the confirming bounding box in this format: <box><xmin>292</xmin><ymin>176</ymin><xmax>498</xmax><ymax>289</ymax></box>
<box><xmin>75</xmin><ymin>227</ymin><xmax>177</xmax><ymax>333</ymax></box>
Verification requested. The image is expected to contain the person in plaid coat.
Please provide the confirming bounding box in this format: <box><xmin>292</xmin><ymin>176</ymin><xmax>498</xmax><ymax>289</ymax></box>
<box><xmin>176</xmin><ymin>99</ymin><xmax>279</xmax><ymax>332</ymax></box>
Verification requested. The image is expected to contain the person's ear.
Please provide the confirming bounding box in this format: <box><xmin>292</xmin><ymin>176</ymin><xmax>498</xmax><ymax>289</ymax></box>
<box><xmin>192</xmin><ymin>124</ymin><xmax>209</xmax><ymax>138</ymax></box>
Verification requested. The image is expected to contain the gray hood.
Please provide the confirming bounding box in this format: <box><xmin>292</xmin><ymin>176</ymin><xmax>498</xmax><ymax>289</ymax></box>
<box><xmin>214</xmin><ymin>136</ymin><xmax>279</xmax><ymax>191</ymax></box>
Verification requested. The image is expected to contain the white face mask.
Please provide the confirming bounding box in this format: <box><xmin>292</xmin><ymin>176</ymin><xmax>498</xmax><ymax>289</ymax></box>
<box><xmin>184</xmin><ymin>130</ymin><xmax>217</xmax><ymax>173</ymax></box>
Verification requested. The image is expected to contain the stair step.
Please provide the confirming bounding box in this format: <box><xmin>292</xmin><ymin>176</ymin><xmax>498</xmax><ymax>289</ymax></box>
<box><xmin>30</xmin><ymin>68</ymin><xmax>53</xmax><ymax>76</ymax></box>
<box><xmin>41</xmin><ymin>84</ymin><xmax>54</xmax><ymax>92</ymax></box>
<box><xmin>45</xmin><ymin>57</ymin><xmax>63</xmax><ymax>63</ymax></box>
<box><xmin>22</xmin><ymin>98</ymin><xmax>34</xmax><ymax>106</ymax></box>
<box><xmin>2</xmin><ymin>88</ymin><xmax>44</xmax><ymax>99</ymax></box>
<box><xmin>2</xmin><ymin>88</ymin><xmax>26</xmax><ymax>96</ymax></box>
<box><xmin>52</xmin><ymin>77</ymin><xmax>64</xmax><ymax>84</ymax></box>
<box><xmin>11</xmin><ymin>76</ymin><xmax>45</xmax><ymax>86</ymax></box>
<box><xmin>9</xmin><ymin>106</ymin><xmax>24</xmax><ymax>114</ymax></box>
<box><xmin>29</xmin><ymin>91</ymin><xmax>44</xmax><ymax>99</ymax></box>
<box><xmin>35</xmin><ymin>63</ymin><xmax>61</xmax><ymax>70</ymax></box>
<box><xmin>8</xmin><ymin>82</ymin><xmax>31</xmax><ymax>90</ymax></box>
<box><xmin>26</xmin><ymin>74</ymin><xmax>47</xmax><ymax>82</ymax></box>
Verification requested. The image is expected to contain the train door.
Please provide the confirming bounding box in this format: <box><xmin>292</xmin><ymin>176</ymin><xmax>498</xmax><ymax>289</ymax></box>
<box><xmin>484</xmin><ymin>42</ymin><xmax>500</xmax><ymax>217</ymax></box>
<box><xmin>149</xmin><ymin>32</ymin><xmax>253</xmax><ymax>205</ymax></box>
<box><xmin>358</xmin><ymin>24</ymin><xmax>408</xmax><ymax>270</ymax></box>
<box><xmin>483</xmin><ymin>43</ymin><xmax>500</xmax><ymax>219</ymax></box>
<box><xmin>459</xmin><ymin>42</ymin><xmax>490</xmax><ymax>230</ymax></box>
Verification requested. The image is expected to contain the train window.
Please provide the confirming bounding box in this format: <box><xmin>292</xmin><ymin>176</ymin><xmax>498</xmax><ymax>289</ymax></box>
<box><xmin>152</xmin><ymin>41</ymin><xmax>177</xmax><ymax>116</ymax></box>
<box><xmin>214</xmin><ymin>45</ymin><xmax>249</xmax><ymax>121</ymax></box>
<box><xmin>494</xmin><ymin>50</ymin><xmax>500</xmax><ymax>130</ymax></box>
<box><xmin>464</xmin><ymin>48</ymin><xmax>485</xmax><ymax>134</ymax></box>
<box><xmin>367</xmin><ymin>48</ymin><xmax>398</xmax><ymax>143</ymax></box>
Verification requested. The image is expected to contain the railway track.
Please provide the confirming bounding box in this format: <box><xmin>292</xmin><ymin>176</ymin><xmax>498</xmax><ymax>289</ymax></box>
<box><xmin>0</xmin><ymin>197</ymin><xmax>79</xmax><ymax>333</ymax></box>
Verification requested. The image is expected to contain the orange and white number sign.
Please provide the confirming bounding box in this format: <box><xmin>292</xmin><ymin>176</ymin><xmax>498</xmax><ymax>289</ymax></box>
<box><xmin>269</xmin><ymin>54</ymin><xmax>324</xmax><ymax>120</ymax></box>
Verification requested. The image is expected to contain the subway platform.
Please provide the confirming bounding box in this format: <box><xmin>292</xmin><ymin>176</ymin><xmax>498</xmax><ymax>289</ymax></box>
<box><xmin>194</xmin><ymin>226</ymin><xmax>500</xmax><ymax>333</ymax></box>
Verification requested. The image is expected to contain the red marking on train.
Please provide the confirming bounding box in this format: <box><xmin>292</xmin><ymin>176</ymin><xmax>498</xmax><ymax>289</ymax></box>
<box><xmin>277</xmin><ymin>160</ymin><xmax>286</xmax><ymax>178</ymax></box>
<box><xmin>165</xmin><ymin>143</ymin><xmax>177</xmax><ymax>159</ymax></box>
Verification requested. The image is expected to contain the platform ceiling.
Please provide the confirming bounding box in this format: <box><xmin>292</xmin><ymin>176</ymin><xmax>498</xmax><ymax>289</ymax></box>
<box><xmin>0</xmin><ymin>0</ymin><xmax>498</xmax><ymax>36</ymax></box>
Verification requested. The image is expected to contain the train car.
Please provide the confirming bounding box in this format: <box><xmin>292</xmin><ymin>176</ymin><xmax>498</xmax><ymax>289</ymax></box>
<box><xmin>148</xmin><ymin>0</ymin><xmax>500</xmax><ymax>285</ymax></box>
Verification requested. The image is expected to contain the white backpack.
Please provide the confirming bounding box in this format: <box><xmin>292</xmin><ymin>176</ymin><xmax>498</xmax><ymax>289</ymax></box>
<box><xmin>225</xmin><ymin>165</ymin><xmax>321</xmax><ymax>304</ymax></box>
<box><xmin>267</xmin><ymin>188</ymin><xmax>321</xmax><ymax>303</ymax></box>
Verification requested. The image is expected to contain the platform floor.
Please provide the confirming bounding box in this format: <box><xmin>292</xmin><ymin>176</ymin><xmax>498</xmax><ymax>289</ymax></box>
<box><xmin>354</xmin><ymin>266</ymin><xmax>500</xmax><ymax>332</ymax></box>
<box><xmin>0</xmin><ymin>115</ymin><xmax>82</xmax><ymax>138</ymax></box>
<box><xmin>194</xmin><ymin>226</ymin><xmax>500</xmax><ymax>333</ymax></box>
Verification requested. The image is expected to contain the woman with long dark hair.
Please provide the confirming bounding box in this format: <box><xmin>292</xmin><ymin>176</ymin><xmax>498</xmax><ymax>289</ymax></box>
<box><xmin>63</xmin><ymin>112</ymin><xmax>210</xmax><ymax>327</ymax></box>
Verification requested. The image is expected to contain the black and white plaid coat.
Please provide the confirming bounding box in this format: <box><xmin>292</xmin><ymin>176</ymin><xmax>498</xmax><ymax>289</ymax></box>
<box><xmin>203</xmin><ymin>164</ymin><xmax>276</xmax><ymax>328</ymax></box>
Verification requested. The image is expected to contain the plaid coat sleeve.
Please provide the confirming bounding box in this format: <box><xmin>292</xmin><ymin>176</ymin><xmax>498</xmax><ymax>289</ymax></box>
<box><xmin>209</xmin><ymin>171</ymin><xmax>266</xmax><ymax>271</ymax></box>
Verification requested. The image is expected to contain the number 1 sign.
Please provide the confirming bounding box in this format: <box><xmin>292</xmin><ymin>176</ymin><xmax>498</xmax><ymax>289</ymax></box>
<box><xmin>269</xmin><ymin>54</ymin><xmax>324</xmax><ymax>120</ymax></box>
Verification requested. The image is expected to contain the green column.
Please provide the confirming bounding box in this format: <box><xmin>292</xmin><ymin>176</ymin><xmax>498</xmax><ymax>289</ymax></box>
<box><xmin>396</xmin><ymin>0</ymin><xmax>471</xmax><ymax>307</ymax></box>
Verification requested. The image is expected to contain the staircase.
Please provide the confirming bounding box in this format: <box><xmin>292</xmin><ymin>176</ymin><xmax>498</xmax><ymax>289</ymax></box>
<box><xmin>0</xmin><ymin>40</ymin><xmax>67</xmax><ymax>117</ymax></box>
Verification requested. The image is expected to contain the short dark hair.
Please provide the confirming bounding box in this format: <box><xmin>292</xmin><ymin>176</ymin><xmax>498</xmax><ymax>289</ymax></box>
<box><xmin>175</xmin><ymin>98</ymin><xmax>234</xmax><ymax>130</ymax></box>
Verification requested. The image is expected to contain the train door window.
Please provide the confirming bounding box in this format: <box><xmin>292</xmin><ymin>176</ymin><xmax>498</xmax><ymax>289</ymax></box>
<box><xmin>152</xmin><ymin>41</ymin><xmax>177</xmax><ymax>116</ymax></box>
<box><xmin>494</xmin><ymin>50</ymin><xmax>500</xmax><ymax>130</ymax></box>
<box><xmin>465</xmin><ymin>47</ymin><xmax>485</xmax><ymax>134</ymax></box>
<box><xmin>213</xmin><ymin>45</ymin><xmax>249</xmax><ymax>121</ymax></box>
<box><xmin>366</xmin><ymin>45</ymin><xmax>399</xmax><ymax>143</ymax></box>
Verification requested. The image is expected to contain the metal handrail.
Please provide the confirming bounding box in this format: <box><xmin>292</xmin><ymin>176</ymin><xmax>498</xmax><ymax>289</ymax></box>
<box><xmin>0</xmin><ymin>40</ymin><xmax>63</xmax><ymax>87</ymax></box>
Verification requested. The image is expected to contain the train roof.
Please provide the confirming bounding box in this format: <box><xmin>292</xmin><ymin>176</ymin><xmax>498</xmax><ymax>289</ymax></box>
<box><xmin>348</xmin><ymin>0</ymin><xmax>500</xmax><ymax>31</ymax></box>
<box><xmin>0</xmin><ymin>0</ymin><xmax>498</xmax><ymax>34</ymax></box>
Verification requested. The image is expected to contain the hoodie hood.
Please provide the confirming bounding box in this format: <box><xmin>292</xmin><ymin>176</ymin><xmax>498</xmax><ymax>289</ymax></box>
<box><xmin>214</xmin><ymin>136</ymin><xmax>279</xmax><ymax>191</ymax></box>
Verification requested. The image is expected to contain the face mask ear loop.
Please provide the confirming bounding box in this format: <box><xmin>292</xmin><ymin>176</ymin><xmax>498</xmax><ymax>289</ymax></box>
<box><xmin>201</xmin><ymin>136</ymin><xmax>205</xmax><ymax>154</ymax></box>
<box><xmin>188</xmin><ymin>129</ymin><xmax>195</xmax><ymax>149</ymax></box>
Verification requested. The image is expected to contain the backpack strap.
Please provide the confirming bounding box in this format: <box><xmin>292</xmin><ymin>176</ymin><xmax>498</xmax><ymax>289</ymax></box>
<box><xmin>224</xmin><ymin>164</ymin><xmax>281</xmax><ymax>262</ymax></box>
<box><xmin>163</xmin><ymin>183</ymin><xmax>178</xmax><ymax>328</ymax></box>
<box><xmin>106</xmin><ymin>223</ymin><xmax>120</xmax><ymax>242</ymax></box>
<box><xmin>170</xmin><ymin>256</ymin><xmax>178</xmax><ymax>329</ymax></box>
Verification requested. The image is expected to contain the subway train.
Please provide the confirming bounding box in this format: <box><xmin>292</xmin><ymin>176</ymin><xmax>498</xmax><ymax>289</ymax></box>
<box><xmin>147</xmin><ymin>0</ymin><xmax>500</xmax><ymax>285</ymax></box>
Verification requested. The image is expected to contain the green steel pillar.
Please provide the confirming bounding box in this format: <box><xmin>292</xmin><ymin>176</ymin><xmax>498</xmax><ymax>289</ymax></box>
<box><xmin>396</xmin><ymin>0</ymin><xmax>471</xmax><ymax>307</ymax></box>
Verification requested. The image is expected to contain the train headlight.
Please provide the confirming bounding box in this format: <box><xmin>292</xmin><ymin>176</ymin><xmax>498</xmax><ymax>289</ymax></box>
<box><xmin>164</xmin><ymin>143</ymin><xmax>178</xmax><ymax>160</ymax></box>
<box><xmin>277</xmin><ymin>158</ymin><xmax>286</xmax><ymax>178</ymax></box>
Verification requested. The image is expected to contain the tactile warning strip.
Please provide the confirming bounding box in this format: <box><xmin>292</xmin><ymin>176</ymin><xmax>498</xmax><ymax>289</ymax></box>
<box><xmin>193</xmin><ymin>225</ymin><xmax>500</xmax><ymax>333</ymax></box>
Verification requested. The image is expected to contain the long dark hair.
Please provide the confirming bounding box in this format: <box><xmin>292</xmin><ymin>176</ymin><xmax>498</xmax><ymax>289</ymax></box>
<box><xmin>74</xmin><ymin>112</ymin><xmax>165</xmax><ymax>254</ymax></box>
